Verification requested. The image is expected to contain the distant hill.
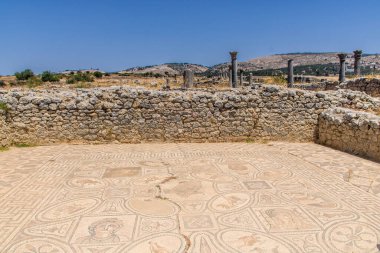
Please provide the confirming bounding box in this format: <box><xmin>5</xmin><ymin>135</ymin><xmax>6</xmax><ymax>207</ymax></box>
<box><xmin>121</xmin><ymin>63</ymin><xmax>209</xmax><ymax>75</ymax></box>
<box><xmin>206</xmin><ymin>53</ymin><xmax>380</xmax><ymax>76</ymax></box>
<box><xmin>121</xmin><ymin>53</ymin><xmax>380</xmax><ymax>77</ymax></box>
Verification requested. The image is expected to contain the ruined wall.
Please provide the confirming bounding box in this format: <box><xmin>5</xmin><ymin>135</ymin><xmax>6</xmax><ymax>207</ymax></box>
<box><xmin>318</xmin><ymin>108</ymin><xmax>380</xmax><ymax>162</ymax></box>
<box><xmin>340</xmin><ymin>78</ymin><xmax>380</xmax><ymax>97</ymax></box>
<box><xmin>0</xmin><ymin>111</ymin><xmax>11</xmax><ymax>146</ymax></box>
<box><xmin>0</xmin><ymin>86</ymin><xmax>379</xmax><ymax>146</ymax></box>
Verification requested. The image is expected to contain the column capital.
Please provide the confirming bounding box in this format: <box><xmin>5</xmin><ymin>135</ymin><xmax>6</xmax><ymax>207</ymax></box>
<box><xmin>229</xmin><ymin>51</ymin><xmax>238</xmax><ymax>60</ymax></box>
<box><xmin>353</xmin><ymin>50</ymin><xmax>362</xmax><ymax>59</ymax></box>
<box><xmin>337</xmin><ymin>53</ymin><xmax>347</xmax><ymax>61</ymax></box>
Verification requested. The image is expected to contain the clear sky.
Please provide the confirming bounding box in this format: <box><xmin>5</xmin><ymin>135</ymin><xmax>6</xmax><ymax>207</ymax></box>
<box><xmin>1</xmin><ymin>0</ymin><xmax>379</xmax><ymax>75</ymax></box>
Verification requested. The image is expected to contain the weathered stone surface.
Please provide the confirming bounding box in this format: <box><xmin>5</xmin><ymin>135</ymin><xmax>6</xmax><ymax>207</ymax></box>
<box><xmin>0</xmin><ymin>86</ymin><xmax>379</xmax><ymax>147</ymax></box>
<box><xmin>340</xmin><ymin>78</ymin><xmax>380</xmax><ymax>97</ymax></box>
<box><xmin>319</xmin><ymin>107</ymin><xmax>380</xmax><ymax>162</ymax></box>
<box><xmin>1</xmin><ymin>142</ymin><xmax>380</xmax><ymax>252</ymax></box>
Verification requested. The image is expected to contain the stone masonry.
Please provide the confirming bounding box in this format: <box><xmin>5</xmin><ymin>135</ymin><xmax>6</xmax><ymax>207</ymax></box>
<box><xmin>0</xmin><ymin>85</ymin><xmax>379</xmax><ymax>147</ymax></box>
<box><xmin>318</xmin><ymin>107</ymin><xmax>380</xmax><ymax>162</ymax></box>
<box><xmin>341</xmin><ymin>78</ymin><xmax>380</xmax><ymax>97</ymax></box>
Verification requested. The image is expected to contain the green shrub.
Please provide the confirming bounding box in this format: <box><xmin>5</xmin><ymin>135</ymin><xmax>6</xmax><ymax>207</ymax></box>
<box><xmin>15</xmin><ymin>69</ymin><xmax>34</xmax><ymax>80</ymax></box>
<box><xmin>0</xmin><ymin>80</ymin><xmax>5</xmax><ymax>87</ymax></box>
<box><xmin>0</xmin><ymin>102</ymin><xmax>9</xmax><ymax>112</ymax></box>
<box><xmin>41</xmin><ymin>71</ymin><xmax>60</xmax><ymax>82</ymax></box>
<box><xmin>104</xmin><ymin>73</ymin><xmax>110</xmax><ymax>77</ymax></box>
<box><xmin>66</xmin><ymin>73</ymin><xmax>94</xmax><ymax>84</ymax></box>
<box><xmin>93</xmin><ymin>71</ymin><xmax>103</xmax><ymax>78</ymax></box>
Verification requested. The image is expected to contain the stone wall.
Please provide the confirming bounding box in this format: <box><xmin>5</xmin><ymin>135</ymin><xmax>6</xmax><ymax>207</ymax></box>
<box><xmin>340</xmin><ymin>78</ymin><xmax>380</xmax><ymax>97</ymax></box>
<box><xmin>0</xmin><ymin>111</ymin><xmax>11</xmax><ymax>146</ymax></box>
<box><xmin>0</xmin><ymin>86</ymin><xmax>379</xmax><ymax>146</ymax></box>
<box><xmin>318</xmin><ymin>108</ymin><xmax>380</xmax><ymax>162</ymax></box>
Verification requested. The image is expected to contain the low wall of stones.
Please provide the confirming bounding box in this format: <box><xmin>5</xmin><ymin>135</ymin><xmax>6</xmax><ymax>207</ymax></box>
<box><xmin>0</xmin><ymin>111</ymin><xmax>11</xmax><ymax>147</ymax></box>
<box><xmin>0</xmin><ymin>86</ymin><xmax>379</xmax><ymax>147</ymax></box>
<box><xmin>318</xmin><ymin>108</ymin><xmax>380</xmax><ymax>162</ymax></box>
<box><xmin>340</xmin><ymin>78</ymin><xmax>380</xmax><ymax>97</ymax></box>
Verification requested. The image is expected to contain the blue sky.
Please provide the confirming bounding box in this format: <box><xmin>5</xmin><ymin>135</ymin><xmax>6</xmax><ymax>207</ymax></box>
<box><xmin>1</xmin><ymin>0</ymin><xmax>379</xmax><ymax>75</ymax></box>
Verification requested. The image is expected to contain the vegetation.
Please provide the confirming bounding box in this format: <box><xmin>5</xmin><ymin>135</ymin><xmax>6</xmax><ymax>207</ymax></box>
<box><xmin>66</xmin><ymin>72</ymin><xmax>94</xmax><ymax>84</ymax></box>
<box><xmin>0</xmin><ymin>80</ymin><xmax>5</xmax><ymax>87</ymax></box>
<box><xmin>0</xmin><ymin>147</ymin><xmax>9</xmax><ymax>152</ymax></box>
<box><xmin>25</xmin><ymin>77</ymin><xmax>43</xmax><ymax>88</ymax></box>
<box><xmin>14</xmin><ymin>143</ymin><xmax>35</xmax><ymax>148</ymax></box>
<box><xmin>15</xmin><ymin>69</ymin><xmax>34</xmax><ymax>80</ymax></box>
<box><xmin>93</xmin><ymin>71</ymin><xmax>103</xmax><ymax>78</ymax></box>
<box><xmin>0</xmin><ymin>102</ymin><xmax>9</xmax><ymax>112</ymax></box>
<box><xmin>41</xmin><ymin>71</ymin><xmax>60</xmax><ymax>82</ymax></box>
<box><xmin>74</xmin><ymin>82</ymin><xmax>92</xmax><ymax>88</ymax></box>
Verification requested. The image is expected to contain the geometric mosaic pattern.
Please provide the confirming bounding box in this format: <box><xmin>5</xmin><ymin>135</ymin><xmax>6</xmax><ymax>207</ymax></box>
<box><xmin>0</xmin><ymin>143</ymin><xmax>379</xmax><ymax>252</ymax></box>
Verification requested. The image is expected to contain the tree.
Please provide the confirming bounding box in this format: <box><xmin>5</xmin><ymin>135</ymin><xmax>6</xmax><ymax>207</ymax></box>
<box><xmin>41</xmin><ymin>71</ymin><xmax>60</xmax><ymax>82</ymax></box>
<box><xmin>15</xmin><ymin>69</ymin><xmax>34</xmax><ymax>80</ymax></box>
<box><xmin>93</xmin><ymin>71</ymin><xmax>103</xmax><ymax>78</ymax></box>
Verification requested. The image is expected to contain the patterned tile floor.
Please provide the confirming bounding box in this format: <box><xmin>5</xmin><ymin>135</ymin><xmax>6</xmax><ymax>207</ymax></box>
<box><xmin>0</xmin><ymin>143</ymin><xmax>379</xmax><ymax>253</ymax></box>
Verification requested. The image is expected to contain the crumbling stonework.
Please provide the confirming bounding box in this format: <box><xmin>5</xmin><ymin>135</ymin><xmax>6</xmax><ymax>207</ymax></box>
<box><xmin>340</xmin><ymin>78</ymin><xmax>380</xmax><ymax>97</ymax></box>
<box><xmin>318</xmin><ymin>108</ymin><xmax>380</xmax><ymax>162</ymax></box>
<box><xmin>0</xmin><ymin>86</ymin><xmax>379</xmax><ymax>147</ymax></box>
<box><xmin>0</xmin><ymin>111</ymin><xmax>11</xmax><ymax>146</ymax></box>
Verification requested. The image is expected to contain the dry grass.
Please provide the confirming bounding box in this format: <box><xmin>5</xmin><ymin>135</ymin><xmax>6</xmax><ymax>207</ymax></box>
<box><xmin>0</xmin><ymin>146</ymin><xmax>9</xmax><ymax>152</ymax></box>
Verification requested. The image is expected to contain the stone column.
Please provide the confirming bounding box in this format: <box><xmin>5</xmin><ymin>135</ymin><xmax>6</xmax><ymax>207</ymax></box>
<box><xmin>182</xmin><ymin>69</ymin><xmax>193</xmax><ymax>89</ymax></box>
<box><xmin>287</xmin><ymin>59</ymin><xmax>294</xmax><ymax>88</ymax></box>
<box><xmin>249</xmin><ymin>73</ymin><xmax>253</xmax><ymax>86</ymax></box>
<box><xmin>230</xmin><ymin>51</ymin><xmax>238</xmax><ymax>88</ymax></box>
<box><xmin>239</xmin><ymin>70</ymin><xmax>243</xmax><ymax>86</ymax></box>
<box><xmin>353</xmin><ymin>50</ymin><xmax>362</xmax><ymax>76</ymax></box>
<box><xmin>338</xmin><ymin>53</ymin><xmax>347</xmax><ymax>83</ymax></box>
<box><xmin>229</xmin><ymin>66</ymin><xmax>233</xmax><ymax>87</ymax></box>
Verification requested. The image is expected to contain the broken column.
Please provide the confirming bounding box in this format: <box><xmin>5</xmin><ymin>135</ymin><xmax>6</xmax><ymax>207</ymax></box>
<box><xmin>287</xmin><ymin>59</ymin><xmax>294</xmax><ymax>88</ymax></box>
<box><xmin>230</xmin><ymin>51</ymin><xmax>238</xmax><ymax>88</ymax></box>
<box><xmin>229</xmin><ymin>66</ymin><xmax>233</xmax><ymax>87</ymax></box>
<box><xmin>249</xmin><ymin>73</ymin><xmax>253</xmax><ymax>86</ymax></box>
<box><xmin>338</xmin><ymin>53</ymin><xmax>347</xmax><ymax>83</ymax></box>
<box><xmin>182</xmin><ymin>69</ymin><xmax>193</xmax><ymax>89</ymax></box>
<box><xmin>239</xmin><ymin>70</ymin><xmax>244</xmax><ymax>86</ymax></box>
<box><xmin>353</xmin><ymin>50</ymin><xmax>362</xmax><ymax>76</ymax></box>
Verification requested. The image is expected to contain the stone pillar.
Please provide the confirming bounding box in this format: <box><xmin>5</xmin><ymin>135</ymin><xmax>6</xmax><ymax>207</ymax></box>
<box><xmin>338</xmin><ymin>53</ymin><xmax>347</xmax><ymax>83</ymax></box>
<box><xmin>182</xmin><ymin>69</ymin><xmax>193</xmax><ymax>89</ymax></box>
<box><xmin>229</xmin><ymin>51</ymin><xmax>238</xmax><ymax>88</ymax></box>
<box><xmin>229</xmin><ymin>66</ymin><xmax>233</xmax><ymax>87</ymax></box>
<box><xmin>287</xmin><ymin>59</ymin><xmax>294</xmax><ymax>88</ymax></box>
<box><xmin>353</xmin><ymin>50</ymin><xmax>362</xmax><ymax>76</ymax></box>
<box><xmin>249</xmin><ymin>73</ymin><xmax>253</xmax><ymax>86</ymax></box>
<box><xmin>239</xmin><ymin>70</ymin><xmax>244</xmax><ymax>86</ymax></box>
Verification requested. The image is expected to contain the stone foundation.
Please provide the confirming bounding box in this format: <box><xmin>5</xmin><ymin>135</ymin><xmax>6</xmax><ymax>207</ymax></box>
<box><xmin>318</xmin><ymin>108</ymin><xmax>380</xmax><ymax>162</ymax></box>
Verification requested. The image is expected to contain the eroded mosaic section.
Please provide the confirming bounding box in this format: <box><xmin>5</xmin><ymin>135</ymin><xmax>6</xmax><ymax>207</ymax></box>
<box><xmin>0</xmin><ymin>143</ymin><xmax>379</xmax><ymax>253</ymax></box>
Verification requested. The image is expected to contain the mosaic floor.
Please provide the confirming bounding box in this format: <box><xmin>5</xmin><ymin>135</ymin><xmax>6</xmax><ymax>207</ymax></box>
<box><xmin>0</xmin><ymin>142</ymin><xmax>380</xmax><ymax>253</ymax></box>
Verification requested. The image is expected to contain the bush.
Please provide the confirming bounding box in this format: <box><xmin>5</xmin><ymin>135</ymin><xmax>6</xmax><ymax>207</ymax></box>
<box><xmin>0</xmin><ymin>80</ymin><xmax>5</xmax><ymax>87</ymax></box>
<box><xmin>93</xmin><ymin>71</ymin><xmax>103</xmax><ymax>78</ymax></box>
<box><xmin>15</xmin><ymin>69</ymin><xmax>34</xmax><ymax>80</ymax></box>
<box><xmin>104</xmin><ymin>73</ymin><xmax>110</xmax><ymax>77</ymax></box>
<box><xmin>41</xmin><ymin>71</ymin><xmax>60</xmax><ymax>82</ymax></box>
<box><xmin>25</xmin><ymin>77</ymin><xmax>43</xmax><ymax>88</ymax></box>
<box><xmin>66</xmin><ymin>73</ymin><xmax>94</xmax><ymax>84</ymax></box>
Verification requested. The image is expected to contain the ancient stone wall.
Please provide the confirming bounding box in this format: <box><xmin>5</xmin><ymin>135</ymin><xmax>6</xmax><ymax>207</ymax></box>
<box><xmin>0</xmin><ymin>86</ymin><xmax>379</xmax><ymax>146</ymax></box>
<box><xmin>0</xmin><ymin>111</ymin><xmax>11</xmax><ymax>146</ymax></box>
<box><xmin>341</xmin><ymin>78</ymin><xmax>380</xmax><ymax>97</ymax></box>
<box><xmin>318</xmin><ymin>108</ymin><xmax>380</xmax><ymax>162</ymax></box>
